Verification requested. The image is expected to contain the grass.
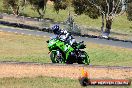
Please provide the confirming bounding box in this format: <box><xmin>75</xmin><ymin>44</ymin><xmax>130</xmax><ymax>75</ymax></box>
<box><xmin>0</xmin><ymin>76</ymin><xmax>131</xmax><ymax>88</ymax></box>
<box><xmin>85</xmin><ymin>43</ymin><xmax>132</xmax><ymax>66</ymax></box>
<box><xmin>0</xmin><ymin>1</ymin><xmax>132</xmax><ymax>34</ymax></box>
<box><xmin>0</xmin><ymin>31</ymin><xmax>51</xmax><ymax>63</ymax></box>
<box><xmin>0</xmin><ymin>31</ymin><xmax>132</xmax><ymax>66</ymax></box>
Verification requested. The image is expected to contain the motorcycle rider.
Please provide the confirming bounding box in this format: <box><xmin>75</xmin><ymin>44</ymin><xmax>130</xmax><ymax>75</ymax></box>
<box><xmin>51</xmin><ymin>24</ymin><xmax>76</xmax><ymax>46</ymax></box>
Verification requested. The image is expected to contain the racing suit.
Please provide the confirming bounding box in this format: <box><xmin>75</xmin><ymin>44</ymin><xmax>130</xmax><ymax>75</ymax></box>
<box><xmin>56</xmin><ymin>29</ymin><xmax>76</xmax><ymax>46</ymax></box>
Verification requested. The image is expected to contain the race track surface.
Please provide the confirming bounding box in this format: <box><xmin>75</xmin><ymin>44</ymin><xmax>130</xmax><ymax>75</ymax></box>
<box><xmin>0</xmin><ymin>28</ymin><xmax>132</xmax><ymax>48</ymax></box>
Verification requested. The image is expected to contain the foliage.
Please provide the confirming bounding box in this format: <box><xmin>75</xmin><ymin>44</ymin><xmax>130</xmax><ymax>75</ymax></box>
<box><xmin>72</xmin><ymin>0</ymin><xmax>100</xmax><ymax>19</ymax></box>
<box><xmin>72</xmin><ymin>0</ymin><xmax>128</xmax><ymax>37</ymax></box>
<box><xmin>50</xmin><ymin>0</ymin><xmax>72</xmax><ymax>13</ymax></box>
<box><xmin>72</xmin><ymin>0</ymin><xmax>125</xmax><ymax>18</ymax></box>
<box><xmin>27</xmin><ymin>0</ymin><xmax>48</xmax><ymax>17</ymax></box>
<box><xmin>3</xmin><ymin>0</ymin><xmax>26</xmax><ymax>15</ymax></box>
<box><xmin>127</xmin><ymin>2</ymin><xmax>132</xmax><ymax>21</ymax></box>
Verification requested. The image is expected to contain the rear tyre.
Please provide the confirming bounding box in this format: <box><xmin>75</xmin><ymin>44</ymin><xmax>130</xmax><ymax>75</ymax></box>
<box><xmin>77</xmin><ymin>51</ymin><xmax>90</xmax><ymax>65</ymax></box>
<box><xmin>66</xmin><ymin>56</ymin><xmax>74</xmax><ymax>64</ymax></box>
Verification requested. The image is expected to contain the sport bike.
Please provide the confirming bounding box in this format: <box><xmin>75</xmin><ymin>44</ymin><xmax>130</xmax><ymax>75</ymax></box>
<box><xmin>47</xmin><ymin>37</ymin><xmax>90</xmax><ymax>65</ymax></box>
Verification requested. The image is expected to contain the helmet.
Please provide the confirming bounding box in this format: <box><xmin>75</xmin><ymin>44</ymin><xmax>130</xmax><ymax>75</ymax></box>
<box><xmin>51</xmin><ymin>24</ymin><xmax>60</xmax><ymax>34</ymax></box>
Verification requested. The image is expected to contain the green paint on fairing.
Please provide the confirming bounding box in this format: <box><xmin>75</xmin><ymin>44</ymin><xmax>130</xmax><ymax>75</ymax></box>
<box><xmin>47</xmin><ymin>38</ymin><xmax>74</xmax><ymax>62</ymax></box>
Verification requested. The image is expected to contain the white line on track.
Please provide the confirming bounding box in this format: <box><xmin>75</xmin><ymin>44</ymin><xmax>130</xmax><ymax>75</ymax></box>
<box><xmin>36</xmin><ymin>31</ymin><xmax>41</xmax><ymax>32</ymax></box>
<box><xmin>34</xmin><ymin>18</ymin><xmax>38</xmax><ymax>19</ymax></box>
<box><xmin>21</xmin><ymin>33</ymin><xmax>24</xmax><ymax>35</ymax></box>
<box><xmin>27</xmin><ymin>17</ymin><xmax>31</xmax><ymax>18</ymax></box>
<box><xmin>28</xmin><ymin>34</ymin><xmax>32</xmax><ymax>36</ymax></box>
<box><xmin>8</xmin><ymin>31</ymin><xmax>11</xmax><ymax>32</ymax></box>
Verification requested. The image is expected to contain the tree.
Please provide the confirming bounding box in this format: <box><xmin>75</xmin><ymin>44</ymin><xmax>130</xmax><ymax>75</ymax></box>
<box><xmin>3</xmin><ymin>0</ymin><xmax>26</xmax><ymax>15</ymax></box>
<box><xmin>27</xmin><ymin>0</ymin><xmax>48</xmax><ymax>18</ymax></box>
<box><xmin>72</xmin><ymin>0</ymin><xmax>128</xmax><ymax>38</ymax></box>
<box><xmin>50</xmin><ymin>0</ymin><xmax>72</xmax><ymax>13</ymax></box>
<box><xmin>127</xmin><ymin>0</ymin><xmax>132</xmax><ymax>21</ymax></box>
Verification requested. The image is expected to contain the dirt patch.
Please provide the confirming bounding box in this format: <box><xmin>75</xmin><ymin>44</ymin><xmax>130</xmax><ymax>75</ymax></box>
<box><xmin>0</xmin><ymin>63</ymin><xmax>132</xmax><ymax>79</ymax></box>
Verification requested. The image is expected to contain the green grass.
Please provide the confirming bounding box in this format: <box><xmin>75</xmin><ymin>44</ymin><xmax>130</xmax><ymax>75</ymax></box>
<box><xmin>0</xmin><ymin>76</ymin><xmax>131</xmax><ymax>88</ymax></box>
<box><xmin>85</xmin><ymin>43</ymin><xmax>132</xmax><ymax>66</ymax></box>
<box><xmin>0</xmin><ymin>31</ymin><xmax>51</xmax><ymax>63</ymax></box>
<box><xmin>0</xmin><ymin>31</ymin><xmax>132</xmax><ymax>66</ymax></box>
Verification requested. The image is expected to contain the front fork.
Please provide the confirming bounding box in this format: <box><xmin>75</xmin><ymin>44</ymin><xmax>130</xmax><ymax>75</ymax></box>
<box><xmin>53</xmin><ymin>50</ymin><xmax>64</xmax><ymax>63</ymax></box>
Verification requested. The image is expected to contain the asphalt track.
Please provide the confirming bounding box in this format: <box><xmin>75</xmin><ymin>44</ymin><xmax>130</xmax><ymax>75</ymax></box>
<box><xmin>0</xmin><ymin>27</ymin><xmax>132</xmax><ymax>48</ymax></box>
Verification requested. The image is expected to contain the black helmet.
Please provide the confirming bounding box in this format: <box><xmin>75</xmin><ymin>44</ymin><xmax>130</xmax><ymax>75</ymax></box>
<box><xmin>52</xmin><ymin>24</ymin><xmax>60</xmax><ymax>34</ymax></box>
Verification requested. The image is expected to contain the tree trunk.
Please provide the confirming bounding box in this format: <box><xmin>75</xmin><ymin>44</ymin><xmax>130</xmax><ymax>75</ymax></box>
<box><xmin>16</xmin><ymin>6</ymin><xmax>20</xmax><ymax>16</ymax></box>
<box><xmin>104</xmin><ymin>17</ymin><xmax>112</xmax><ymax>37</ymax></box>
<box><xmin>37</xmin><ymin>8</ymin><xmax>44</xmax><ymax>18</ymax></box>
<box><xmin>102</xmin><ymin>16</ymin><xmax>112</xmax><ymax>38</ymax></box>
<box><xmin>101</xmin><ymin>14</ymin><xmax>105</xmax><ymax>33</ymax></box>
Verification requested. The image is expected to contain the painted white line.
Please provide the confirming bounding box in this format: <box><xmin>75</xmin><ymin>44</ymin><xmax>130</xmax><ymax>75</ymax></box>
<box><xmin>43</xmin><ymin>36</ymin><xmax>46</xmax><ymax>37</ymax></box>
<box><xmin>0</xmin><ymin>30</ymin><xmax>3</xmax><ymax>32</ymax></box>
<box><xmin>15</xmin><ymin>32</ymin><xmax>18</xmax><ymax>33</ymax></box>
<box><xmin>26</xmin><ymin>30</ymin><xmax>35</xmax><ymax>32</ymax></box>
<box><xmin>20</xmin><ymin>16</ymin><xmax>23</xmax><ymax>17</ymax></box>
<box><xmin>36</xmin><ymin>31</ymin><xmax>41</xmax><ymax>32</ymax></box>
<box><xmin>27</xmin><ymin>17</ymin><xmax>31</xmax><ymax>18</ymax></box>
<box><xmin>21</xmin><ymin>33</ymin><xmax>24</xmax><ymax>35</ymax></box>
<box><xmin>8</xmin><ymin>31</ymin><xmax>11</xmax><ymax>32</ymax></box>
<box><xmin>3</xmin><ymin>13</ymin><xmax>7</xmax><ymax>15</ymax></box>
<box><xmin>40</xmin><ymin>19</ymin><xmax>44</xmax><ymax>21</ymax></box>
<box><xmin>28</xmin><ymin>34</ymin><xmax>32</xmax><ymax>36</ymax></box>
<box><xmin>10</xmin><ymin>14</ymin><xmax>14</xmax><ymax>15</ymax></box>
<box><xmin>19</xmin><ymin>29</ymin><xmax>34</xmax><ymax>32</ymax></box>
<box><xmin>34</xmin><ymin>18</ymin><xmax>38</xmax><ymax>19</ymax></box>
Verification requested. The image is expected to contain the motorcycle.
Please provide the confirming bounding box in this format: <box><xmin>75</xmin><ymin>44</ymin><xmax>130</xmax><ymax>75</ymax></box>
<box><xmin>47</xmin><ymin>37</ymin><xmax>90</xmax><ymax>65</ymax></box>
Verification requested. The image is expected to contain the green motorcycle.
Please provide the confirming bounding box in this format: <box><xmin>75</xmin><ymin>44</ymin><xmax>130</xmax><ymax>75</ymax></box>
<box><xmin>47</xmin><ymin>38</ymin><xmax>90</xmax><ymax>65</ymax></box>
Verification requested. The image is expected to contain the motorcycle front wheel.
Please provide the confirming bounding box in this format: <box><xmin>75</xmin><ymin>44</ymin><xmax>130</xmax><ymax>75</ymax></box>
<box><xmin>50</xmin><ymin>51</ymin><xmax>63</xmax><ymax>63</ymax></box>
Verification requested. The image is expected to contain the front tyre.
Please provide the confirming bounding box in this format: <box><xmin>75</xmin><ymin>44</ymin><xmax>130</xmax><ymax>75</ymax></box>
<box><xmin>50</xmin><ymin>51</ymin><xmax>63</xmax><ymax>63</ymax></box>
<box><xmin>50</xmin><ymin>51</ymin><xmax>58</xmax><ymax>63</ymax></box>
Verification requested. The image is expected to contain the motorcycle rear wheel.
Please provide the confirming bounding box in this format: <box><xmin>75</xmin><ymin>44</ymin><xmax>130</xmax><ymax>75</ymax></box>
<box><xmin>77</xmin><ymin>51</ymin><xmax>90</xmax><ymax>65</ymax></box>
